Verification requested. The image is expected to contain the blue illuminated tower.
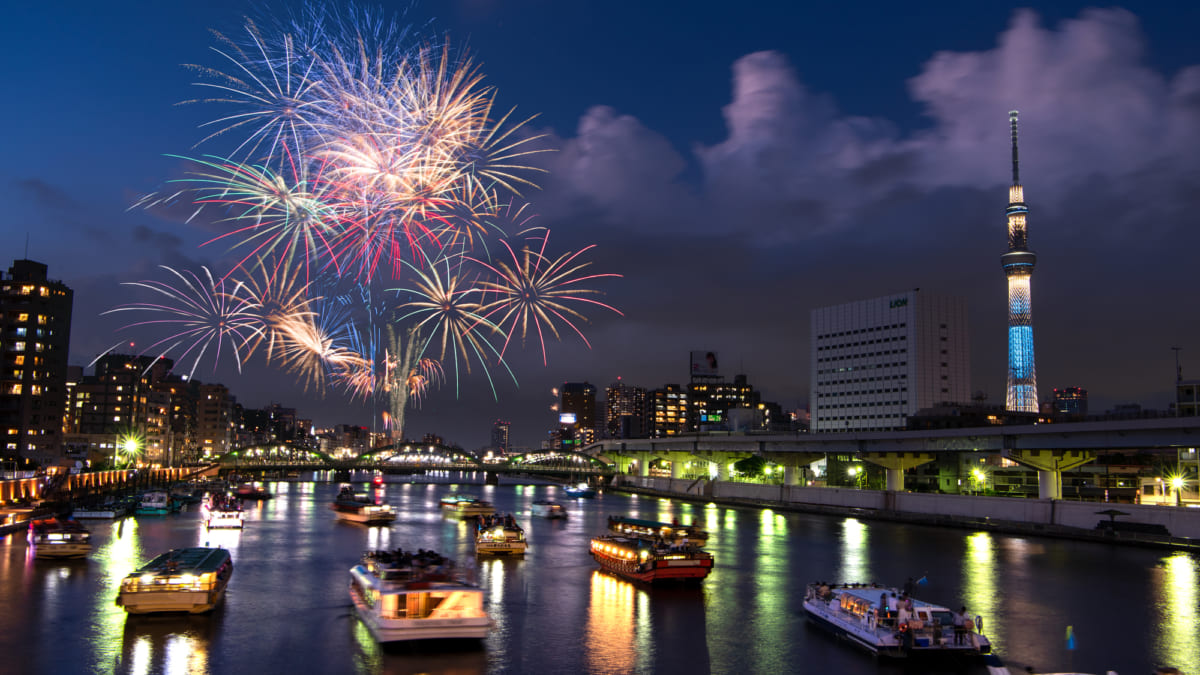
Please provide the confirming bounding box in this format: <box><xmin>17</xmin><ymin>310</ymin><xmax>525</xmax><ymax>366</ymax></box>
<box><xmin>1002</xmin><ymin>111</ymin><xmax>1038</xmax><ymax>412</ymax></box>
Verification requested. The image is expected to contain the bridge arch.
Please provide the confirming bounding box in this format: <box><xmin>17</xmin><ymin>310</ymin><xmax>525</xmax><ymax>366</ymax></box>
<box><xmin>360</xmin><ymin>443</ymin><xmax>484</xmax><ymax>468</ymax></box>
<box><xmin>505</xmin><ymin>450</ymin><xmax>612</xmax><ymax>471</ymax></box>
<box><xmin>214</xmin><ymin>444</ymin><xmax>335</xmax><ymax>465</ymax></box>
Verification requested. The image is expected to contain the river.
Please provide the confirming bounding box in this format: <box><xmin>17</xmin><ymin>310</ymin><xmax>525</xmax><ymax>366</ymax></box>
<box><xmin>0</xmin><ymin>476</ymin><xmax>1193</xmax><ymax>674</ymax></box>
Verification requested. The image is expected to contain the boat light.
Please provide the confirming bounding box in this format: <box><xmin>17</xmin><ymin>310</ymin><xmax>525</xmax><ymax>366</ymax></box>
<box><xmin>180</xmin><ymin>574</ymin><xmax>197</xmax><ymax>584</ymax></box>
<box><xmin>140</xmin><ymin>574</ymin><xmax>154</xmax><ymax>584</ymax></box>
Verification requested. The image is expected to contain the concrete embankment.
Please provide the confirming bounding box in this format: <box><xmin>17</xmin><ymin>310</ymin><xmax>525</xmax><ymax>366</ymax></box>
<box><xmin>608</xmin><ymin>475</ymin><xmax>1200</xmax><ymax>551</ymax></box>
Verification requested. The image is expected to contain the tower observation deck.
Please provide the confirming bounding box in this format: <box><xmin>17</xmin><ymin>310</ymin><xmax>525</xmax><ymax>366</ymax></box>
<box><xmin>1003</xmin><ymin>111</ymin><xmax>1038</xmax><ymax>412</ymax></box>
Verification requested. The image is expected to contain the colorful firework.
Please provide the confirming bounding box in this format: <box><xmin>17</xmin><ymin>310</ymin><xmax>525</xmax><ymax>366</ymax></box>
<box><xmin>116</xmin><ymin>7</ymin><xmax>620</xmax><ymax>440</ymax></box>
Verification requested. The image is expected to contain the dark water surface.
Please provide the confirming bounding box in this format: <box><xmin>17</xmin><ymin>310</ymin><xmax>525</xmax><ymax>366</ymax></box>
<box><xmin>0</xmin><ymin>477</ymin><xmax>1194</xmax><ymax>675</ymax></box>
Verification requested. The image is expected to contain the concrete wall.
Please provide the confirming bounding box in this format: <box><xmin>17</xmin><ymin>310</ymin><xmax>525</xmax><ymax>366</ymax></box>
<box><xmin>611</xmin><ymin>475</ymin><xmax>1200</xmax><ymax>540</ymax></box>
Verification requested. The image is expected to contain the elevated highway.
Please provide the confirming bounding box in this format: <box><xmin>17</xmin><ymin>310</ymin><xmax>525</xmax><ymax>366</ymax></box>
<box><xmin>585</xmin><ymin>417</ymin><xmax>1200</xmax><ymax>499</ymax></box>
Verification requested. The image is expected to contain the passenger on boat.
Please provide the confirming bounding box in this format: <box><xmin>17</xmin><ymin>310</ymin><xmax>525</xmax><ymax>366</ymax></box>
<box><xmin>954</xmin><ymin>607</ymin><xmax>969</xmax><ymax>644</ymax></box>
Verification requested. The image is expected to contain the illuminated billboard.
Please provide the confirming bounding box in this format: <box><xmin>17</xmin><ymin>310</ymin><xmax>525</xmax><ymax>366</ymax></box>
<box><xmin>690</xmin><ymin>351</ymin><xmax>719</xmax><ymax>376</ymax></box>
<box><xmin>559</xmin><ymin>412</ymin><xmax>577</xmax><ymax>425</ymax></box>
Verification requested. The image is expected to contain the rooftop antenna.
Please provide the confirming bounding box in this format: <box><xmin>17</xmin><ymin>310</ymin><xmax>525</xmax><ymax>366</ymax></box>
<box><xmin>1173</xmin><ymin>346</ymin><xmax>1183</xmax><ymax>383</ymax></box>
<box><xmin>1009</xmin><ymin>110</ymin><xmax>1020</xmax><ymax>185</ymax></box>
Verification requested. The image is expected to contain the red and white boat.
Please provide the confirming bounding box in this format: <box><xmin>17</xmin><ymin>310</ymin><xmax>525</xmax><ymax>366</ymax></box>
<box><xmin>589</xmin><ymin>534</ymin><xmax>713</xmax><ymax>584</ymax></box>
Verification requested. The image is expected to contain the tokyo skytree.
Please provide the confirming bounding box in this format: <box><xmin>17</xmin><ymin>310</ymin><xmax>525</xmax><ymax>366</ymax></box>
<box><xmin>1002</xmin><ymin>111</ymin><xmax>1039</xmax><ymax>412</ymax></box>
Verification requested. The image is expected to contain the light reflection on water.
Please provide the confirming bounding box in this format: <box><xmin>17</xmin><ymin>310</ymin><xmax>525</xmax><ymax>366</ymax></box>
<box><xmin>962</xmin><ymin>532</ymin><xmax>1001</xmax><ymax>649</ymax></box>
<box><xmin>585</xmin><ymin>570</ymin><xmax>639</xmax><ymax>674</ymax></box>
<box><xmin>1155</xmin><ymin>552</ymin><xmax>1200</xmax><ymax>673</ymax></box>
<box><xmin>837</xmin><ymin>518</ymin><xmax>871</xmax><ymax>582</ymax></box>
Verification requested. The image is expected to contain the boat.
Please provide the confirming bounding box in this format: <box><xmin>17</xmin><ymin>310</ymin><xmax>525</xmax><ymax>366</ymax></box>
<box><xmin>233</xmin><ymin>483</ymin><xmax>271</xmax><ymax>500</ymax></box>
<box><xmin>73</xmin><ymin>498</ymin><xmax>132</xmax><ymax>519</ymax></box>
<box><xmin>531</xmin><ymin>500</ymin><xmax>567</xmax><ymax>519</ymax></box>
<box><xmin>564</xmin><ymin>483</ymin><xmax>596</xmax><ymax>498</ymax></box>
<box><xmin>801</xmin><ymin>582</ymin><xmax>993</xmax><ymax>659</ymax></box>
<box><xmin>135</xmin><ymin>490</ymin><xmax>181</xmax><ymax>516</ymax></box>
<box><xmin>115</xmin><ymin>547</ymin><xmax>233</xmax><ymax>614</ymax></box>
<box><xmin>28</xmin><ymin>517</ymin><xmax>91</xmax><ymax>559</ymax></box>
<box><xmin>589</xmin><ymin>534</ymin><xmax>713</xmax><ymax>584</ymax></box>
<box><xmin>331</xmin><ymin>486</ymin><xmax>396</xmax><ymax>525</ymax></box>
<box><xmin>349</xmin><ymin>548</ymin><xmax>490</xmax><ymax>644</ymax></box>
<box><xmin>202</xmin><ymin>493</ymin><xmax>244</xmax><ymax>530</ymax></box>
<box><xmin>439</xmin><ymin>494</ymin><xmax>495</xmax><ymax>518</ymax></box>
<box><xmin>607</xmin><ymin>514</ymin><xmax>708</xmax><ymax>547</ymax></box>
<box><xmin>474</xmin><ymin>514</ymin><xmax>527</xmax><ymax>556</ymax></box>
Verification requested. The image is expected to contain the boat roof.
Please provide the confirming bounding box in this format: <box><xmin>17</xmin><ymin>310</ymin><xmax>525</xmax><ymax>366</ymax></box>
<box><xmin>611</xmin><ymin>516</ymin><xmax>704</xmax><ymax>532</ymax></box>
<box><xmin>832</xmin><ymin>585</ymin><xmax>948</xmax><ymax>611</ymax></box>
<box><xmin>132</xmin><ymin>547</ymin><xmax>231</xmax><ymax>575</ymax></box>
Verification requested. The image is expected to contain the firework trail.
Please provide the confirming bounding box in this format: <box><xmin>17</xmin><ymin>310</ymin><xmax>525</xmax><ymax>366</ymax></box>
<box><xmin>116</xmin><ymin>6</ymin><xmax>619</xmax><ymax>441</ymax></box>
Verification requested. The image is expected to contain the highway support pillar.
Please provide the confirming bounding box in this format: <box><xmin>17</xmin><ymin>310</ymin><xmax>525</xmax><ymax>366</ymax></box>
<box><xmin>1003</xmin><ymin>449</ymin><xmax>1095</xmax><ymax>500</ymax></box>
<box><xmin>637</xmin><ymin>452</ymin><xmax>651</xmax><ymax>478</ymax></box>
<box><xmin>859</xmin><ymin>452</ymin><xmax>936</xmax><ymax>492</ymax></box>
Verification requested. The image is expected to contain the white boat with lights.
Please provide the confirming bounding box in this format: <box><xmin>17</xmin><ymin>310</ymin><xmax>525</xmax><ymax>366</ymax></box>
<box><xmin>331</xmin><ymin>486</ymin><xmax>396</xmax><ymax>525</ymax></box>
<box><xmin>564</xmin><ymin>483</ymin><xmax>596</xmax><ymax>498</ymax></box>
<box><xmin>802</xmin><ymin>582</ymin><xmax>992</xmax><ymax>659</ymax></box>
<box><xmin>439</xmin><ymin>494</ymin><xmax>495</xmax><ymax>518</ymax></box>
<box><xmin>202</xmin><ymin>493</ymin><xmax>244</xmax><ymax>530</ymax></box>
<box><xmin>474</xmin><ymin>514</ymin><xmax>527</xmax><ymax>556</ymax></box>
<box><xmin>349</xmin><ymin>548</ymin><xmax>490</xmax><ymax>644</ymax></box>
<box><xmin>28</xmin><ymin>517</ymin><xmax>92</xmax><ymax>559</ymax></box>
<box><xmin>531</xmin><ymin>500</ymin><xmax>567</xmax><ymax>519</ymax></box>
<box><xmin>116</xmin><ymin>547</ymin><xmax>233</xmax><ymax>614</ymax></box>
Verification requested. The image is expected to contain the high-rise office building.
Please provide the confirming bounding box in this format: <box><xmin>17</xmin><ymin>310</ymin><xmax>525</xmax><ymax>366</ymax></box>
<box><xmin>0</xmin><ymin>259</ymin><xmax>73</xmax><ymax>466</ymax></box>
<box><xmin>490</xmin><ymin>419</ymin><xmax>511</xmax><ymax>453</ymax></box>
<box><xmin>1053</xmin><ymin>387</ymin><xmax>1088</xmax><ymax>418</ymax></box>
<box><xmin>604</xmin><ymin>378</ymin><xmax>646</xmax><ymax>439</ymax></box>
<box><xmin>810</xmin><ymin>289</ymin><xmax>971</xmax><ymax>432</ymax></box>
<box><xmin>197</xmin><ymin>383</ymin><xmax>234</xmax><ymax>457</ymax></box>
<box><xmin>560</xmin><ymin>382</ymin><xmax>597</xmax><ymax>446</ymax></box>
<box><xmin>1003</xmin><ymin>111</ymin><xmax>1039</xmax><ymax>412</ymax></box>
<box><xmin>647</xmin><ymin>384</ymin><xmax>689</xmax><ymax>437</ymax></box>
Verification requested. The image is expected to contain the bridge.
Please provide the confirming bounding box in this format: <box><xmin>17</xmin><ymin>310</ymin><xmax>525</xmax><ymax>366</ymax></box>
<box><xmin>583</xmin><ymin>417</ymin><xmax>1200</xmax><ymax>499</ymax></box>
<box><xmin>212</xmin><ymin>443</ymin><xmax>614</xmax><ymax>479</ymax></box>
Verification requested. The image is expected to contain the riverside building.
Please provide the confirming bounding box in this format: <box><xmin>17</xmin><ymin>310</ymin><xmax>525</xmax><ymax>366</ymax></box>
<box><xmin>810</xmin><ymin>289</ymin><xmax>970</xmax><ymax>432</ymax></box>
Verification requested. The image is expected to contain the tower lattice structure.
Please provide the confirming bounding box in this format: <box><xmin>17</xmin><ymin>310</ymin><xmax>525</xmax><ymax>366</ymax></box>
<box><xmin>1002</xmin><ymin>111</ymin><xmax>1039</xmax><ymax>412</ymax></box>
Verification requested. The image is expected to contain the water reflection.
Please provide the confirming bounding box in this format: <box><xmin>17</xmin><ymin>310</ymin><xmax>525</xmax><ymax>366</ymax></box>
<box><xmin>92</xmin><ymin>518</ymin><xmax>143</xmax><ymax>668</ymax></box>
<box><xmin>961</xmin><ymin>532</ymin><xmax>1001</xmax><ymax>649</ymax></box>
<box><xmin>584</xmin><ymin>571</ymin><xmax>640</xmax><ymax>673</ymax></box>
<box><xmin>1154</xmin><ymin>553</ymin><xmax>1199</xmax><ymax>673</ymax></box>
<box><xmin>837</xmin><ymin>518</ymin><xmax>870</xmax><ymax>581</ymax></box>
<box><xmin>349</xmin><ymin>620</ymin><xmax>487</xmax><ymax>675</ymax></box>
<box><xmin>115</xmin><ymin>613</ymin><xmax>219</xmax><ymax>675</ymax></box>
<box><xmin>753</xmin><ymin>509</ymin><xmax>790</xmax><ymax>671</ymax></box>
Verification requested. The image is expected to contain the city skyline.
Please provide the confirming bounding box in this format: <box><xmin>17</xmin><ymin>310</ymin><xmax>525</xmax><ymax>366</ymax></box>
<box><xmin>5</xmin><ymin>1</ymin><xmax>1199</xmax><ymax>449</ymax></box>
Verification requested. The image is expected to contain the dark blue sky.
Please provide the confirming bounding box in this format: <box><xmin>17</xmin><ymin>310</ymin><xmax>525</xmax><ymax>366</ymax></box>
<box><xmin>4</xmin><ymin>2</ymin><xmax>1199</xmax><ymax>449</ymax></box>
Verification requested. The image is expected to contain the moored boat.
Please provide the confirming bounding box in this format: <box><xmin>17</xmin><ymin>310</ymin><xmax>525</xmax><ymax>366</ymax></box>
<box><xmin>439</xmin><ymin>495</ymin><xmax>495</xmax><ymax>518</ymax></box>
<box><xmin>607</xmin><ymin>515</ymin><xmax>708</xmax><ymax>548</ymax></box>
<box><xmin>234</xmin><ymin>483</ymin><xmax>271</xmax><ymax>500</ymax></box>
<box><xmin>564</xmin><ymin>483</ymin><xmax>596</xmax><ymax>498</ymax></box>
<box><xmin>589</xmin><ymin>534</ymin><xmax>713</xmax><ymax>584</ymax></box>
<box><xmin>28</xmin><ymin>517</ymin><xmax>91</xmax><ymax>559</ymax></box>
<box><xmin>531</xmin><ymin>500</ymin><xmax>567</xmax><ymax>519</ymax></box>
<box><xmin>802</xmin><ymin>582</ymin><xmax>992</xmax><ymax>659</ymax></box>
<box><xmin>474</xmin><ymin>514</ymin><xmax>527</xmax><ymax>556</ymax></box>
<box><xmin>116</xmin><ymin>547</ymin><xmax>233</xmax><ymax>614</ymax></box>
<box><xmin>73</xmin><ymin>498</ymin><xmax>132</xmax><ymax>519</ymax></box>
<box><xmin>135</xmin><ymin>490</ymin><xmax>181</xmax><ymax>516</ymax></box>
<box><xmin>349</xmin><ymin>548</ymin><xmax>490</xmax><ymax>644</ymax></box>
<box><xmin>202</xmin><ymin>493</ymin><xmax>244</xmax><ymax>530</ymax></box>
<box><xmin>331</xmin><ymin>486</ymin><xmax>396</xmax><ymax>525</ymax></box>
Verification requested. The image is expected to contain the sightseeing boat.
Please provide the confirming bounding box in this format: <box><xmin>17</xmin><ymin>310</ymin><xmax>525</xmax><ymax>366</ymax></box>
<box><xmin>135</xmin><ymin>490</ymin><xmax>181</xmax><ymax>516</ymax></box>
<box><xmin>589</xmin><ymin>534</ymin><xmax>713</xmax><ymax>584</ymax></box>
<box><xmin>474</xmin><ymin>514</ymin><xmax>527</xmax><ymax>556</ymax></box>
<box><xmin>564</xmin><ymin>483</ymin><xmax>596</xmax><ymax>498</ymax></box>
<box><xmin>607</xmin><ymin>515</ymin><xmax>708</xmax><ymax>548</ymax></box>
<box><xmin>349</xmin><ymin>548</ymin><xmax>490</xmax><ymax>644</ymax></box>
<box><xmin>28</xmin><ymin>517</ymin><xmax>92</xmax><ymax>559</ymax></box>
<box><xmin>73</xmin><ymin>498</ymin><xmax>131</xmax><ymax>519</ymax></box>
<box><xmin>116</xmin><ymin>547</ymin><xmax>233</xmax><ymax>614</ymax></box>
<box><xmin>202</xmin><ymin>493</ymin><xmax>244</xmax><ymax>530</ymax></box>
<box><xmin>531</xmin><ymin>500</ymin><xmax>567</xmax><ymax>519</ymax></box>
<box><xmin>439</xmin><ymin>495</ymin><xmax>495</xmax><ymax>519</ymax></box>
<box><xmin>801</xmin><ymin>582</ymin><xmax>992</xmax><ymax>659</ymax></box>
<box><xmin>331</xmin><ymin>486</ymin><xmax>396</xmax><ymax>525</ymax></box>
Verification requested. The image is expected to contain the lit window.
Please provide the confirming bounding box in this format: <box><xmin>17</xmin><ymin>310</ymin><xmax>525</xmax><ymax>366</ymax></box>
<box><xmin>19</xmin><ymin>285</ymin><xmax>32</xmax><ymax>295</ymax></box>
<box><xmin>17</xmin><ymin>313</ymin><xmax>28</xmax><ymax>322</ymax></box>
<box><xmin>7</xmin><ymin>384</ymin><xmax>21</xmax><ymax>395</ymax></box>
<box><xmin>10</xmin><ymin>342</ymin><xmax>24</xmax><ymax>352</ymax></box>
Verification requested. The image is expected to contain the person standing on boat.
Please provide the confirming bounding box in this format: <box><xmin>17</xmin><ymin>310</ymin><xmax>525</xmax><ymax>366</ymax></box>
<box><xmin>953</xmin><ymin>607</ymin><xmax>968</xmax><ymax>645</ymax></box>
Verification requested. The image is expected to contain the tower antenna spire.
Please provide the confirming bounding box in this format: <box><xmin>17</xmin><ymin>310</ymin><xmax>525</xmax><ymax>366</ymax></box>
<box><xmin>1009</xmin><ymin>110</ymin><xmax>1020</xmax><ymax>185</ymax></box>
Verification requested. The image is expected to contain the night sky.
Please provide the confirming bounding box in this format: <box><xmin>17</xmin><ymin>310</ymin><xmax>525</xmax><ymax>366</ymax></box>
<box><xmin>4</xmin><ymin>1</ymin><xmax>1199</xmax><ymax>450</ymax></box>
